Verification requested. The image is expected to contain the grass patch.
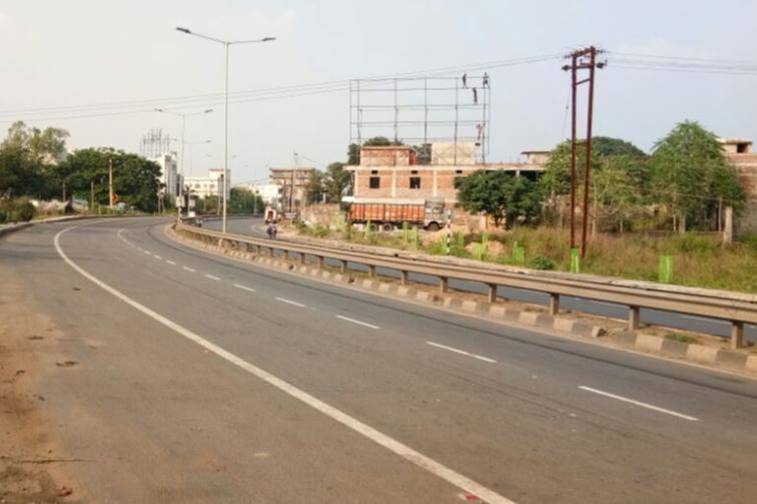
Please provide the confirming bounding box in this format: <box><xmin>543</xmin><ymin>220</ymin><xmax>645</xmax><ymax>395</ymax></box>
<box><xmin>664</xmin><ymin>333</ymin><xmax>699</xmax><ymax>344</ymax></box>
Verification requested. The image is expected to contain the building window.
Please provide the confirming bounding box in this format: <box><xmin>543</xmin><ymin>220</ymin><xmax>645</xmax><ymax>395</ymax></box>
<box><xmin>371</xmin><ymin>170</ymin><xmax>378</xmax><ymax>175</ymax></box>
<box><xmin>369</xmin><ymin>176</ymin><xmax>381</xmax><ymax>189</ymax></box>
<box><xmin>455</xmin><ymin>169</ymin><xmax>463</xmax><ymax>175</ymax></box>
<box><xmin>411</xmin><ymin>170</ymin><xmax>418</xmax><ymax>175</ymax></box>
<box><xmin>409</xmin><ymin>176</ymin><xmax>421</xmax><ymax>189</ymax></box>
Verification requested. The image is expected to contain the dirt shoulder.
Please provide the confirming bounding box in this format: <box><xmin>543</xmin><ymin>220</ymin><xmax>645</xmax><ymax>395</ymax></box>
<box><xmin>0</xmin><ymin>261</ymin><xmax>78</xmax><ymax>503</ymax></box>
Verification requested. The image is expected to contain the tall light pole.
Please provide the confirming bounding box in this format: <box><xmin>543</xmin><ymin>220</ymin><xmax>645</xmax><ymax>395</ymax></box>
<box><xmin>154</xmin><ymin>107</ymin><xmax>213</xmax><ymax>209</ymax></box>
<box><xmin>175</xmin><ymin>26</ymin><xmax>275</xmax><ymax>233</ymax></box>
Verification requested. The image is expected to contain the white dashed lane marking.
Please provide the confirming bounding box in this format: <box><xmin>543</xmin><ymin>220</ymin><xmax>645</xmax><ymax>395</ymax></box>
<box><xmin>205</xmin><ymin>274</ymin><xmax>221</xmax><ymax>281</ymax></box>
<box><xmin>275</xmin><ymin>297</ymin><xmax>306</xmax><ymax>308</ymax></box>
<box><xmin>578</xmin><ymin>386</ymin><xmax>699</xmax><ymax>421</ymax></box>
<box><xmin>183</xmin><ymin>266</ymin><xmax>196</xmax><ymax>272</ymax></box>
<box><xmin>166</xmin><ymin>260</ymin><xmax>176</xmax><ymax>265</ymax></box>
<box><xmin>234</xmin><ymin>283</ymin><xmax>256</xmax><ymax>293</ymax></box>
<box><xmin>336</xmin><ymin>315</ymin><xmax>380</xmax><ymax>329</ymax></box>
<box><xmin>426</xmin><ymin>341</ymin><xmax>497</xmax><ymax>364</ymax></box>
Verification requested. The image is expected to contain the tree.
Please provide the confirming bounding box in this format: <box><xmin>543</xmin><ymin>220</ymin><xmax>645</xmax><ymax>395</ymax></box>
<box><xmin>323</xmin><ymin>162</ymin><xmax>351</xmax><ymax>203</ymax></box>
<box><xmin>649</xmin><ymin>120</ymin><xmax>745</xmax><ymax>232</ymax></box>
<box><xmin>229</xmin><ymin>187</ymin><xmax>264</xmax><ymax>214</ymax></box>
<box><xmin>303</xmin><ymin>170</ymin><xmax>325</xmax><ymax>204</ymax></box>
<box><xmin>540</xmin><ymin>136</ymin><xmax>647</xmax><ymax>198</ymax></box>
<box><xmin>455</xmin><ymin>170</ymin><xmax>543</xmax><ymax>228</ymax></box>
<box><xmin>0</xmin><ymin>121</ymin><xmax>69</xmax><ymax>198</ymax></box>
<box><xmin>62</xmin><ymin>148</ymin><xmax>162</xmax><ymax>212</ymax></box>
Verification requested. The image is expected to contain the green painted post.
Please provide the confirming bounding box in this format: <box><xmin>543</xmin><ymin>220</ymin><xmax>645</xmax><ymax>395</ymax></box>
<box><xmin>513</xmin><ymin>245</ymin><xmax>525</xmax><ymax>265</ymax></box>
<box><xmin>364</xmin><ymin>220</ymin><xmax>372</xmax><ymax>239</ymax></box>
<box><xmin>411</xmin><ymin>225</ymin><xmax>419</xmax><ymax>249</ymax></box>
<box><xmin>659</xmin><ymin>255</ymin><xmax>673</xmax><ymax>283</ymax></box>
<box><xmin>570</xmin><ymin>248</ymin><xmax>580</xmax><ymax>273</ymax></box>
<box><xmin>402</xmin><ymin>221</ymin><xmax>409</xmax><ymax>243</ymax></box>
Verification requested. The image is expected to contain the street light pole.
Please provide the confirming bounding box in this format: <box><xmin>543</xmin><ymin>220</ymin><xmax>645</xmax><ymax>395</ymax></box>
<box><xmin>175</xmin><ymin>26</ymin><xmax>275</xmax><ymax>234</ymax></box>
<box><xmin>154</xmin><ymin>107</ymin><xmax>213</xmax><ymax>214</ymax></box>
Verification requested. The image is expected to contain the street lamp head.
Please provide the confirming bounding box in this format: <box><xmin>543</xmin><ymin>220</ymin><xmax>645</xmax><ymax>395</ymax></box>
<box><xmin>203</xmin><ymin>109</ymin><xmax>214</xmax><ymax>114</ymax></box>
<box><xmin>176</xmin><ymin>26</ymin><xmax>191</xmax><ymax>34</ymax></box>
<box><xmin>262</xmin><ymin>36</ymin><xmax>276</xmax><ymax>42</ymax></box>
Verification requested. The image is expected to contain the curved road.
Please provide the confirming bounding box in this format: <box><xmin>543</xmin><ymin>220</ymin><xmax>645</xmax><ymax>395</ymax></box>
<box><xmin>3</xmin><ymin>217</ymin><xmax>757</xmax><ymax>503</ymax></box>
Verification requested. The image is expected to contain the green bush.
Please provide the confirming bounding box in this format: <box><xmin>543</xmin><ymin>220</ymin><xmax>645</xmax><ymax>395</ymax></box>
<box><xmin>671</xmin><ymin>232</ymin><xmax>718</xmax><ymax>254</ymax></box>
<box><xmin>530</xmin><ymin>256</ymin><xmax>556</xmax><ymax>270</ymax></box>
<box><xmin>0</xmin><ymin>207</ymin><xmax>6</xmax><ymax>224</ymax></box>
<box><xmin>0</xmin><ymin>198</ymin><xmax>36</xmax><ymax>223</ymax></box>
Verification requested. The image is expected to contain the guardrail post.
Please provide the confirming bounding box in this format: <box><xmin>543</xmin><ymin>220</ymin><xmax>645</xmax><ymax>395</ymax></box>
<box><xmin>439</xmin><ymin>277</ymin><xmax>448</xmax><ymax>294</ymax></box>
<box><xmin>628</xmin><ymin>306</ymin><xmax>640</xmax><ymax>331</ymax></box>
<box><xmin>731</xmin><ymin>321</ymin><xmax>744</xmax><ymax>349</ymax></box>
<box><xmin>548</xmin><ymin>293</ymin><xmax>560</xmax><ymax>315</ymax></box>
<box><xmin>300</xmin><ymin>252</ymin><xmax>306</xmax><ymax>265</ymax></box>
<box><xmin>400</xmin><ymin>270</ymin><xmax>409</xmax><ymax>285</ymax></box>
<box><xmin>283</xmin><ymin>250</ymin><xmax>289</xmax><ymax>260</ymax></box>
<box><xmin>340</xmin><ymin>260</ymin><xmax>347</xmax><ymax>274</ymax></box>
<box><xmin>368</xmin><ymin>265</ymin><xmax>376</xmax><ymax>278</ymax></box>
<box><xmin>317</xmin><ymin>256</ymin><xmax>324</xmax><ymax>269</ymax></box>
<box><xmin>487</xmin><ymin>284</ymin><xmax>497</xmax><ymax>303</ymax></box>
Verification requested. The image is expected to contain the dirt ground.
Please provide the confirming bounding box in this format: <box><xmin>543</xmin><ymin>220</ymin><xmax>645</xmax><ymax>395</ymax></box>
<box><xmin>0</xmin><ymin>264</ymin><xmax>79</xmax><ymax>503</ymax></box>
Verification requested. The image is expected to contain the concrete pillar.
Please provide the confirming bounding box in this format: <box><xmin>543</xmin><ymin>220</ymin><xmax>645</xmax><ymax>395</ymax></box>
<box><xmin>391</xmin><ymin>169</ymin><xmax>397</xmax><ymax>198</ymax></box>
<box><xmin>548</xmin><ymin>293</ymin><xmax>560</xmax><ymax>316</ymax></box>
<box><xmin>723</xmin><ymin>206</ymin><xmax>733</xmax><ymax>245</ymax></box>
<box><xmin>400</xmin><ymin>270</ymin><xmax>409</xmax><ymax>285</ymax></box>
<box><xmin>628</xmin><ymin>306</ymin><xmax>640</xmax><ymax>331</ymax></box>
<box><xmin>487</xmin><ymin>284</ymin><xmax>497</xmax><ymax>303</ymax></box>
<box><xmin>731</xmin><ymin>321</ymin><xmax>744</xmax><ymax>349</ymax></box>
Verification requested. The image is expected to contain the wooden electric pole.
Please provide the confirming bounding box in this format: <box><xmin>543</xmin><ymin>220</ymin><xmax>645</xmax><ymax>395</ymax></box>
<box><xmin>108</xmin><ymin>157</ymin><xmax>114</xmax><ymax>209</ymax></box>
<box><xmin>562</xmin><ymin>46</ymin><xmax>604</xmax><ymax>257</ymax></box>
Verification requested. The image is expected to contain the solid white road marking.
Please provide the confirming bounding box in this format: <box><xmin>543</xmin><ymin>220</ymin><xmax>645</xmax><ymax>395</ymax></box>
<box><xmin>204</xmin><ymin>274</ymin><xmax>221</xmax><ymax>281</ymax></box>
<box><xmin>233</xmin><ymin>283</ymin><xmax>256</xmax><ymax>293</ymax></box>
<box><xmin>426</xmin><ymin>341</ymin><xmax>497</xmax><ymax>364</ymax></box>
<box><xmin>578</xmin><ymin>386</ymin><xmax>699</xmax><ymax>421</ymax></box>
<box><xmin>336</xmin><ymin>315</ymin><xmax>380</xmax><ymax>329</ymax></box>
<box><xmin>53</xmin><ymin>226</ymin><xmax>515</xmax><ymax>504</ymax></box>
<box><xmin>183</xmin><ymin>266</ymin><xmax>196</xmax><ymax>272</ymax></box>
<box><xmin>166</xmin><ymin>260</ymin><xmax>176</xmax><ymax>265</ymax></box>
<box><xmin>154</xmin><ymin>255</ymin><xmax>163</xmax><ymax>260</ymax></box>
<box><xmin>275</xmin><ymin>297</ymin><xmax>306</xmax><ymax>308</ymax></box>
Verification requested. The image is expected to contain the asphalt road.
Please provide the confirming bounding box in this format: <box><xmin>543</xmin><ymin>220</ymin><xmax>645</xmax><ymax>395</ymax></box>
<box><xmin>205</xmin><ymin>215</ymin><xmax>757</xmax><ymax>343</ymax></box>
<box><xmin>3</xmin><ymin>216</ymin><xmax>757</xmax><ymax>503</ymax></box>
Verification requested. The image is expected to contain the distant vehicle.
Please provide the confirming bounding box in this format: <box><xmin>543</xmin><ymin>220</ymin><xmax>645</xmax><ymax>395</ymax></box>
<box><xmin>345</xmin><ymin>198</ymin><xmax>448</xmax><ymax>231</ymax></box>
<box><xmin>264</xmin><ymin>207</ymin><xmax>278</xmax><ymax>224</ymax></box>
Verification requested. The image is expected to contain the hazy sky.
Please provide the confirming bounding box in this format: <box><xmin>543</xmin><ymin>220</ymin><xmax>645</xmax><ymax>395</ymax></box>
<box><xmin>1</xmin><ymin>0</ymin><xmax>755</xmax><ymax>184</ymax></box>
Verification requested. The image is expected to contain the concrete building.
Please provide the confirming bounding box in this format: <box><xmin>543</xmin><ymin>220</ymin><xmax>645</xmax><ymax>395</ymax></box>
<box><xmin>269</xmin><ymin>167</ymin><xmax>316</xmax><ymax>210</ymax></box>
<box><xmin>185</xmin><ymin>168</ymin><xmax>230</xmax><ymax>200</ymax></box>
<box><xmin>152</xmin><ymin>152</ymin><xmax>180</xmax><ymax>200</ymax></box>
<box><xmin>721</xmin><ymin>138</ymin><xmax>757</xmax><ymax>232</ymax></box>
<box><xmin>346</xmin><ymin>145</ymin><xmax>547</xmax><ymax>204</ymax></box>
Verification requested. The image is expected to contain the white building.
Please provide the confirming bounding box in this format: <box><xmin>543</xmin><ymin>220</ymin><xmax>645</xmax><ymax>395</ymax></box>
<box><xmin>234</xmin><ymin>182</ymin><xmax>282</xmax><ymax>207</ymax></box>
<box><xmin>152</xmin><ymin>152</ymin><xmax>180</xmax><ymax>199</ymax></box>
<box><xmin>186</xmin><ymin>168</ymin><xmax>231</xmax><ymax>200</ymax></box>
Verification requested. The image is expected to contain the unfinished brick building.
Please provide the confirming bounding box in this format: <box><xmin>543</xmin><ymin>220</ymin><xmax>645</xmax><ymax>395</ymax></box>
<box><xmin>346</xmin><ymin>144</ymin><xmax>546</xmax><ymax>205</ymax></box>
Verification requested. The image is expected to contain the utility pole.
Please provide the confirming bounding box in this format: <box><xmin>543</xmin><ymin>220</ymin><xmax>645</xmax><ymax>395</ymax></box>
<box><xmin>90</xmin><ymin>180</ymin><xmax>94</xmax><ymax>213</ymax></box>
<box><xmin>562</xmin><ymin>46</ymin><xmax>604</xmax><ymax>257</ymax></box>
<box><xmin>108</xmin><ymin>157</ymin><xmax>114</xmax><ymax>209</ymax></box>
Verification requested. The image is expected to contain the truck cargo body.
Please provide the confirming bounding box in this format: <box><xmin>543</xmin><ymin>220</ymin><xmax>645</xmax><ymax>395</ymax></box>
<box><xmin>346</xmin><ymin>198</ymin><xmax>446</xmax><ymax>231</ymax></box>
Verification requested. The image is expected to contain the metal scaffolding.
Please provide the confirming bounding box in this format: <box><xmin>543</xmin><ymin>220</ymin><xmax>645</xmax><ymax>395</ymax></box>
<box><xmin>349</xmin><ymin>75</ymin><xmax>491</xmax><ymax>163</ymax></box>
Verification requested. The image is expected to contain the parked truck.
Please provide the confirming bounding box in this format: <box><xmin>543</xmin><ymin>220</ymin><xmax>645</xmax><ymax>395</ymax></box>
<box><xmin>345</xmin><ymin>198</ymin><xmax>448</xmax><ymax>231</ymax></box>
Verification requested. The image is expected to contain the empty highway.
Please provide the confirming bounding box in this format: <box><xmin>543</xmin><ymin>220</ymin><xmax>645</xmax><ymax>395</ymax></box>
<box><xmin>2</xmin><ymin>216</ymin><xmax>757</xmax><ymax>503</ymax></box>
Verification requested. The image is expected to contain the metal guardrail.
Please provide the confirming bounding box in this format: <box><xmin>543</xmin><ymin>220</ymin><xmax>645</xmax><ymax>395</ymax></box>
<box><xmin>175</xmin><ymin>220</ymin><xmax>757</xmax><ymax>349</ymax></box>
